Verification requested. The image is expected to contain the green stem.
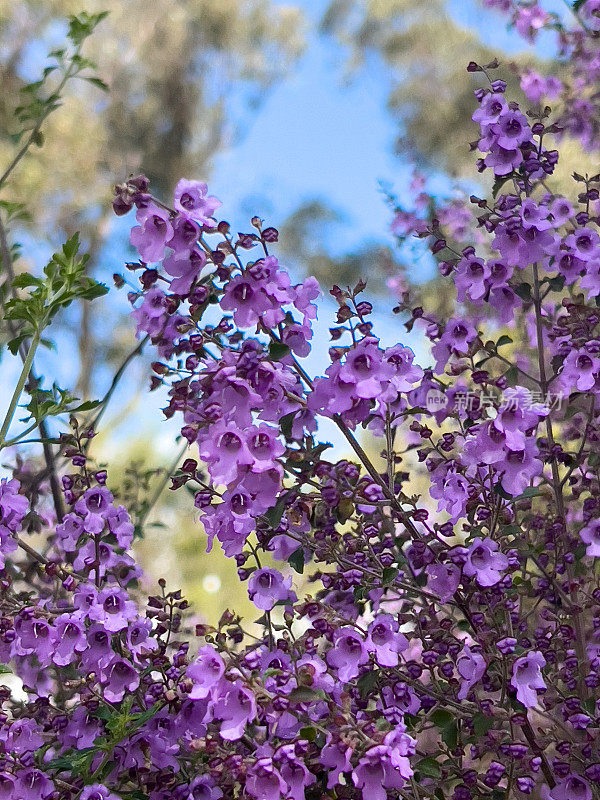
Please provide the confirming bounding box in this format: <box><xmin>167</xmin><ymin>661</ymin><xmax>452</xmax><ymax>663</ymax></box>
<box><xmin>0</xmin><ymin>330</ymin><xmax>41</xmax><ymax>449</ymax></box>
<box><xmin>0</xmin><ymin>52</ymin><xmax>80</xmax><ymax>192</ymax></box>
<box><xmin>137</xmin><ymin>440</ymin><xmax>188</xmax><ymax>531</ymax></box>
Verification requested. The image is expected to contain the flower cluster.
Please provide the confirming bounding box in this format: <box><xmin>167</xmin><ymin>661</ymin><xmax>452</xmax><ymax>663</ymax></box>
<box><xmin>5</xmin><ymin>5</ymin><xmax>600</xmax><ymax>799</ymax></box>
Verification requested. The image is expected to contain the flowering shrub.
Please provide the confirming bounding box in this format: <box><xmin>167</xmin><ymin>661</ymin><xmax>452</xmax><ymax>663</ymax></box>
<box><xmin>4</xmin><ymin>3</ymin><xmax>600</xmax><ymax>800</ymax></box>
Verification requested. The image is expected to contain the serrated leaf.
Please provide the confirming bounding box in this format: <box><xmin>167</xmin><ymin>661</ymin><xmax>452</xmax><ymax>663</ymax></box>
<box><xmin>11</xmin><ymin>273</ymin><xmax>42</xmax><ymax>289</ymax></box>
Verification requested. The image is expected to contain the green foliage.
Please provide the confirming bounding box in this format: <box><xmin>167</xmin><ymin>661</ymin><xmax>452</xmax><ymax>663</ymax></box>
<box><xmin>7</xmin><ymin>12</ymin><xmax>108</xmax><ymax>154</ymax></box>
<box><xmin>5</xmin><ymin>234</ymin><xmax>107</xmax><ymax>351</ymax></box>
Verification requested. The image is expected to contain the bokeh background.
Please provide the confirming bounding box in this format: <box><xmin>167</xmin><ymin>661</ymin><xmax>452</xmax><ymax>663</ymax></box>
<box><xmin>0</xmin><ymin>0</ymin><xmax>572</xmax><ymax>622</ymax></box>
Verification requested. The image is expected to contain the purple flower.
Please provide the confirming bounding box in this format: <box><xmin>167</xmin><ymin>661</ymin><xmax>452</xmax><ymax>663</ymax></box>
<box><xmin>126</xmin><ymin>617</ymin><xmax>157</xmax><ymax>661</ymax></box>
<box><xmin>198</xmin><ymin>422</ymin><xmax>254</xmax><ymax>485</ymax></box>
<box><xmin>550</xmin><ymin>197</ymin><xmax>574</xmax><ymax>225</ymax></box>
<box><xmin>174</xmin><ymin>179</ymin><xmax>221</xmax><ymax>227</ymax></box>
<box><xmin>547</xmin><ymin>774</ymin><xmax>591</xmax><ymax>800</ymax></box>
<box><xmin>320</xmin><ymin>737</ymin><xmax>352</xmax><ymax>789</ymax></box>
<box><xmin>0</xmin><ymin>718</ymin><xmax>44</xmax><ymax>754</ymax></box>
<box><xmin>473</xmin><ymin>92</ymin><xmax>507</xmax><ymax>125</ymax></box>
<box><xmin>352</xmin><ymin>743</ymin><xmax>412</xmax><ymax>800</ymax></box>
<box><xmin>426</xmin><ymin>563</ymin><xmax>461</xmax><ymax>602</ymax></box>
<box><xmin>247</xmin><ymin>423</ymin><xmax>285</xmax><ymax>473</ymax></box>
<box><xmin>103</xmin><ymin>657</ymin><xmax>140</xmax><ymax>702</ymax></box>
<box><xmin>106</xmin><ymin>505</ymin><xmax>134</xmax><ymax>549</ymax></box>
<box><xmin>187</xmin><ymin>645</ymin><xmax>225</xmax><ymax>699</ymax></box>
<box><xmin>275</xmin><ymin>744</ymin><xmax>315</xmax><ymax>800</ymax></box>
<box><xmin>338</xmin><ymin>338</ymin><xmax>391</xmax><ymax>400</ymax></box>
<box><xmin>565</xmin><ymin>228</ymin><xmax>600</xmax><ymax>262</ymax></box>
<box><xmin>81</xmin><ymin>785</ymin><xmax>121</xmax><ymax>800</ymax></box>
<box><xmin>14</xmin><ymin>769</ymin><xmax>54</xmax><ymax>800</ymax></box>
<box><xmin>0</xmin><ymin>478</ymin><xmax>27</xmax><ymax>566</ymax></box>
<box><xmin>366</xmin><ymin>614</ymin><xmax>408</xmax><ymax>667</ymax></box>
<box><xmin>212</xmin><ymin>681</ymin><xmax>256</xmax><ymax>741</ymax></box>
<box><xmin>499</xmin><ymin>438</ymin><xmax>543</xmax><ymax>497</ymax></box>
<box><xmin>130</xmin><ymin>203</ymin><xmax>174</xmax><ymax>262</ymax></box>
<box><xmin>132</xmin><ymin>287</ymin><xmax>167</xmax><ymax>338</ymax></box>
<box><xmin>75</xmin><ymin>486</ymin><xmax>113</xmax><ymax>535</ymax></box>
<box><xmin>454</xmin><ymin>255</ymin><xmax>490</xmax><ymax>303</ymax></box>
<box><xmin>429</xmin><ymin>462</ymin><xmax>470</xmax><ymax>522</ymax></box>
<box><xmin>56</xmin><ymin>513</ymin><xmax>84</xmax><ymax>552</ymax></box>
<box><xmin>0</xmin><ymin>773</ymin><xmax>15</xmax><ymax>799</ymax></box>
<box><xmin>247</xmin><ymin>568</ymin><xmax>296</xmax><ymax>611</ymax></box>
<box><xmin>432</xmin><ymin>318</ymin><xmax>478</xmax><ymax>373</ymax></box>
<box><xmin>52</xmin><ymin>613</ymin><xmax>87</xmax><ymax>666</ymax></box>
<box><xmin>0</xmin><ymin>478</ymin><xmax>28</xmax><ymax>531</ymax></box>
<box><xmin>82</xmin><ymin>623</ymin><xmax>114</xmax><ymax>671</ymax></box>
<box><xmin>88</xmin><ymin>586</ymin><xmax>137</xmax><ymax>632</ymax></box>
<box><xmin>326</xmin><ymin>627</ymin><xmax>369</xmax><ymax>681</ymax></box>
<box><xmin>457</xmin><ymin>644</ymin><xmax>486</xmax><ymax>700</ymax></box>
<box><xmin>580</xmin><ymin>519</ymin><xmax>600</xmax><ymax>557</ymax></box>
<box><xmin>511</xmin><ymin>651</ymin><xmax>546</xmax><ymax>708</ymax></box>
<box><xmin>186</xmin><ymin>775</ymin><xmax>223</xmax><ymax>800</ymax></box>
<box><xmin>246</xmin><ymin>758</ymin><xmax>286</xmax><ymax>800</ymax></box>
<box><xmin>559</xmin><ymin>346</ymin><xmax>600</xmax><ymax>393</ymax></box>
<box><xmin>163</xmin><ymin>248</ymin><xmax>206</xmax><ymax>296</ymax></box>
<box><xmin>463</xmin><ymin>537</ymin><xmax>509</xmax><ymax>587</ymax></box>
<box><xmin>63</xmin><ymin>706</ymin><xmax>102</xmax><ymax>750</ymax></box>
<box><xmin>14</xmin><ymin>614</ymin><xmax>54</xmax><ymax>665</ymax></box>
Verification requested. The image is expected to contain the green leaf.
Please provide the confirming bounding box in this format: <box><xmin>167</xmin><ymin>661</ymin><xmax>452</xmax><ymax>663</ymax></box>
<box><xmin>416</xmin><ymin>756</ymin><xmax>441</xmax><ymax>779</ymax></box>
<box><xmin>299</xmin><ymin>726</ymin><xmax>317</xmax><ymax>742</ymax></box>
<box><xmin>279</xmin><ymin>411</ymin><xmax>296</xmax><ymax>440</ymax></box>
<box><xmin>493</xmin><ymin>482</ymin><xmax>513</xmax><ymax>500</ymax></box>
<box><xmin>441</xmin><ymin>720</ymin><xmax>459</xmax><ymax>749</ymax></box>
<box><xmin>288</xmin><ymin>686</ymin><xmax>328</xmax><ymax>703</ymax></box>
<box><xmin>0</xmin><ymin>664</ymin><xmax>11</xmax><ymax>674</ymax></box>
<box><xmin>268</xmin><ymin>340</ymin><xmax>290</xmax><ymax>361</ymax></box>
<box><xmin>492</xmin><ymin>175</ymin><xmax>511</xmax><ymax>197</ymax></box>
<box><xmin>516</xmin><ymin>487</ymin><xmax>541</xmax><ymax>499</ymax></box>
<box><xmin>357</xmin><ymin>669</ymin><xmax>378</xmax><ymax>699</ymax></box>
<box><xmin>11</xmin><ymin>274</ymin><xmax>42</xmax><ymax>289</ymax></box>
<box><xmin>430</xmin><ymin>709</ymin><xmax>454</xmax><ymax>728</ymax></box>
<box><xmin>264</xmin><ymin>498</ymin><xmax>286</xmax><ymax>528</ymax></box>
<box><xmin>495</xmin><ymin>334</ymin><xmax>513</xmax><ymax>348</ymax></box>
<box><xmin>514</xmin><ymin>282</ymin><xmax>532</xmax><ymax>301</ymax></box>
<box><xmin>473</xmin><ymin>712</ymin><xmax>494</xmax><ymax>737</ymax></box>
<box><xmin>504</xmin><ymin>365</ymin><xmax>519</xmax><ymax>387</ymax></box>
<box><xmin>84</xmin><ymin>76</ymin><xmax>109</xmax><ymax>91</ymax></box>
<box><xmin>382</xmin><ymin>566</ymin><xmax>399</xmax><ymax>586</ymax></box>
<box><xmin>288</xmin><ymin>547</ymin><xmax>305</xmax><ymax>575</ymax></box>
<box><xmin>547</xmin><ymin>274</ymin><xmax>566</xmax><ymax>292</ymax></box>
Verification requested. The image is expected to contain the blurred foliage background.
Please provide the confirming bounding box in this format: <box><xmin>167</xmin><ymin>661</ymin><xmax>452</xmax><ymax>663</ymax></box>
<box><xmin>0</xmin><ymin>0</ymin><xmax>571</xmax><ymax>622</ymax></box>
